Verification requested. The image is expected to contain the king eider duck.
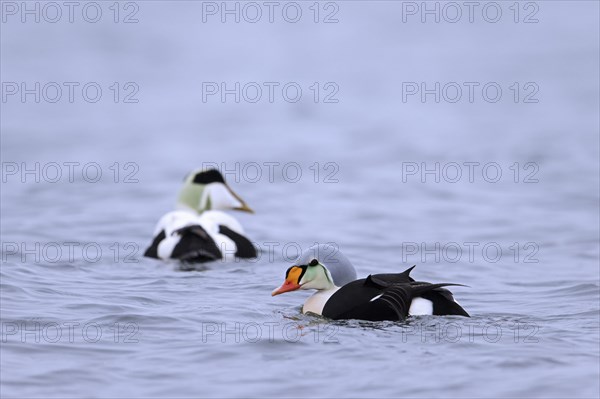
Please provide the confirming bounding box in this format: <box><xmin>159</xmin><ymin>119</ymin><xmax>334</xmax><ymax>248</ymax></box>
<box><xmin>144</xmin><ymin>169</ymin><xmax>257</xmax><ymax>263</ymax></box>
<box><xmin>272</xmin><ymin>245</ymin><xmax>469</xmax><ymax>321</ymax></box>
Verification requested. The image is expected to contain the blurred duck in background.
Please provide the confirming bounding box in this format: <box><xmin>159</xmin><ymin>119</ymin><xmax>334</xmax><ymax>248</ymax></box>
<box><xmin>144</xmin><ymin>169</ymin><xmax>256</xmax><ymax>263</ymax></box>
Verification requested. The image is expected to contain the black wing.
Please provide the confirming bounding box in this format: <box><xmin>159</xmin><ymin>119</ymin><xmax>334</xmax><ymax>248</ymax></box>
<box><xmin>143</xmin><ymin>230</ymin><xmax>166</xmax><ymax>259</ymax></box>
<box><xmin>170</xmin><ymin>225</ymin><xmax>222</xmax><ymax>263</ymax></box>
<box><xmin>367</xmin><ymin>265</ymin><xmax>416</xmax><ymax>286</ymax></box>
<box><xmin>419</xmin><ymin>287</ymin><xmax>470</xmax><ymax>317</ymax></box>
<box><xmin>321</xmin><ymin>266</ymin><xmax>417</xmax><ymax>321</ymax></box>
<box><xmin>322</xmin><ymin>266</ymin><xmax>468</xmax><ymax>321</ymax></box>
<box><xmin>218</xmin><ymin>225</ymin><xmax>257</xmax><ymax>259</ymax></box>
<box><xmin>373</xmin><ymin>269</ymin><xmax>469</xmax><ymax>317</ymax></box>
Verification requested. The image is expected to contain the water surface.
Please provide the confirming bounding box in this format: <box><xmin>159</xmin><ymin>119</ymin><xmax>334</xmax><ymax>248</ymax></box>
<box><xmin>1</xmin><ymin>2</ymin><xmax>599</xmax><ymax>398</ymax></box>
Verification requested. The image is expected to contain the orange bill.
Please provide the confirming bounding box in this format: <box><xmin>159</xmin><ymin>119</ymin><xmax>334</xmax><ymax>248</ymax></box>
<box><xmin>271</xmin><ymin>266</ymin><xmax>303</xmax><ymax>296</ymax></box>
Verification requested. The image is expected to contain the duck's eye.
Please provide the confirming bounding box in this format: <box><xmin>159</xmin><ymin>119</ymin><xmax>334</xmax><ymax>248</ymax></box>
<box><xmin>309</xmin><ymin>259</ymin><xmax>319</xmax><ymax>267</ymax></box>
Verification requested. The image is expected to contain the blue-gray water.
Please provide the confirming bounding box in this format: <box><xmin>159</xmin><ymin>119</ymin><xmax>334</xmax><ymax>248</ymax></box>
<box><xmin>1</xmin><ymin>2</ymin><xmax>599</xmax><ymax>398</ymax></box>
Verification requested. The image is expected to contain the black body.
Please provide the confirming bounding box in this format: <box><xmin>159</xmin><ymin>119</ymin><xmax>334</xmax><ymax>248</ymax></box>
<box><xmin>144</xmin><ymin>224</ymin><xmax>256</xmax><ymax>263</ymax></box>
<box><xmin>321</xmin><ymin>266</ymin><xmax>469</xmax><ymax>321</ymax></box>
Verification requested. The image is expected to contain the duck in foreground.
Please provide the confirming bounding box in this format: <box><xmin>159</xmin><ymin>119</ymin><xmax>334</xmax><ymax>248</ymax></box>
<box><xmin>144</xmin><ymin>169</ymin><xmax>256</xmax><ymax>263</ymax></box>
<box><xmin>272</xmin><ymin>245</ymin><xmax>469</xmax><ymax>321</ymax></box>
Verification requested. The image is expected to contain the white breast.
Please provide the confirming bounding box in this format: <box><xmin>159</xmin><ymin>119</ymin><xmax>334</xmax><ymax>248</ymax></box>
<box><xmin>302</xmin><ymin>288</ymin><xmax>339</xmax><ymax>316</ymax></box>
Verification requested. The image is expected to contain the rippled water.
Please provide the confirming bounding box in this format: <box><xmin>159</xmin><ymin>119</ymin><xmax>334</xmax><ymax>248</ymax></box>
<box><xmin>1</xmin><ymin>2</ymin><xmax>599</xmax><ymax>398</ymax></box>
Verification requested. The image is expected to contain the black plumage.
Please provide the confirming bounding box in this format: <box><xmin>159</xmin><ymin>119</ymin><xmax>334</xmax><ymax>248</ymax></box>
<box><xmin>170</xmin><ymin>225</ymin><xmax>222</xmax><ymax>262</ymax></box>
<box><xmin>143</xmin><ymin>224</ymin><xmax>257</xmax><ymax>263</ymax></box>
<box><xmin>192</xmin><ymin>169</ymin><xmax>225</xmax><ymax>185</ymax></box>
<box><xmin>218</xmin><ymin>225</ymin><xmax>257</xmax><ymax>258</ymax></box>
<box><xmin>143</xmin><ymin>230</ymin><xmax>166</xmax><ymax>259</ymax></box>
<box><xmin>321</xmin><ymin>266</ymin><xmax>469</xmax><ymax>321</ymax></box>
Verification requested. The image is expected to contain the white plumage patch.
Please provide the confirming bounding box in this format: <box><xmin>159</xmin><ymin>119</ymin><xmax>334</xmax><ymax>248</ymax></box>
<box><xmin>408</xmin><ymin>297</ymin><xmax>433</xmax><ymax>315</ymax></box>
<box><xmin>369</xmin><ymin>294</ymin><xmax>383</xmax><ymax>302</ymax></box>
<box><xmin>303</xmin><ymin>288</ymin><xmax>339</xmax><ymax>316</ymax></box>
<box><xmin>149</xmin><ymin>209</ymin><xmax>246</xmax><ymax>260</ymax></box>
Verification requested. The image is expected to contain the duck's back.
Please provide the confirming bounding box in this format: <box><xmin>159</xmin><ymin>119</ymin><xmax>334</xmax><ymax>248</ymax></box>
<box><xmin>322</xmin><ymin>270</ymin><xmax>469</xmax><ymax>321</ymax></box>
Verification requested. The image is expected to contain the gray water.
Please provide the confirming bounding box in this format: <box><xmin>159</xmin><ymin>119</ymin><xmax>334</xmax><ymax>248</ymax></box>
<box><xmin>1</xmin><ymin>1</ymin><xmax>599</xmax><ymax>398</ymax></box>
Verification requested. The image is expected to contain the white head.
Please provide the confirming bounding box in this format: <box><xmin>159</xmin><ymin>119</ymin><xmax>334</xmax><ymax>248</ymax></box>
<box><xmin>272</xmin><ymin>244</ymin><xmax>357</xmax><ymax>296</ymax></box>
<box><xmin>176</xmin><ymin>169</ymin><xmax>253</xmax><ymax>214</ymax></box>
